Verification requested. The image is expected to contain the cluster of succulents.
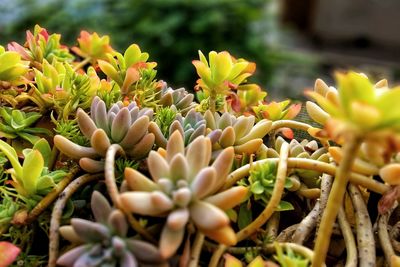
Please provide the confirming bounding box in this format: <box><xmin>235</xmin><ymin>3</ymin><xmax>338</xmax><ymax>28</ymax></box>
<box><xmin>1</xmin><ymin>25</ymin><xmax>400</xmax><ymax>267</ymax></box>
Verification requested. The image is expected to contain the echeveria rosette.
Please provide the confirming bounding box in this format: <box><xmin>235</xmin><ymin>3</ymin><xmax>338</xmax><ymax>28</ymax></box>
<box><xmin>204</xmin><ymin>110</ymin><xmax>272</xmax><ymax>155</ymax></box>
<box><xmin>149</xmin><ymin>108</ymin><xmax>220</xmax><ymax>149</ymax></box>
<box><xmin>57</xmin><ymin>191</ymin><xmax>166</xmax><ymax>267</ymax></box>
<box><xmin>71</xmin><ymin>31</ymin><xmax>114</xmax><ymax>63</ymax></box>
<box><xmin>54</xmin><ymin>96</ymin><xmax>155</xmax><ymax>172</ymax></box>
<box><xmin>119</xmin><ymin>131</ymin><xmax>248</xmax><ymax>259</ymax></box>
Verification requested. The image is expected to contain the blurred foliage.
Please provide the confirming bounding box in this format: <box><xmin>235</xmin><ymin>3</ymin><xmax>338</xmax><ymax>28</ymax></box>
<box><xmin>0</xmin><ymin>0</ymin><xmax>318</xmax><ymax>97</ymax></box>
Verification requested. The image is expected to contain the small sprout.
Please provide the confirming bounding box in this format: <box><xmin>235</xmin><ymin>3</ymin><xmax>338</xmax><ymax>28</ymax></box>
<box><xmin>273</xmin><ymin>243</ymin><xmax>310</xmax><ymax>267</ymax></box>
<box><xmin>253</xmin><ymin>100</ymin><xmax>301</xmax><ymax>122</ymax></box>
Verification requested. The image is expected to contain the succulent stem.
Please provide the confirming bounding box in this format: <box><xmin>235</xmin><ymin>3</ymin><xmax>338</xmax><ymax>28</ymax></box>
<box><xmin>236</xmin><ymin>141</ymin><xmax>289</xmax><ymax>242</ymax></box>
<box><xmin>24</xmin><ymin>165</ymin><xmax>80</xmax><ymax>225</ymax></box>
<box><xmin>292</xmin><ymin>200</ymin><xmax>320</xmax><ymax>245</ymax></box>
<box><xmin>48</xmin><ymin>173</ymin><xmax>102</xmax><ymax>267</ymax></box>
<box><xmin>223</xmin><ymin>158</ymin><xmax>389</xmax><ymax>194</ymax></box>
<box><xmin>209</xmin><ymin>244</ymin><xmax>226</xmax><ymax>267</ymax></box>
<box><xmin>348</xmin><ymin>183</ymin><xmax>375</xmax><ymax>266</ymax></box>
<box><xmin>105</xmin><ymin>144</ymin><xmax>156</xmax><ymax>243</ymax></box>
<box><xmin>265</xmin><ymin>212</ymin><xmax>280</xmax><ymax>240</ymax></box>
<box><xmin>188</xmin><ymin>232</ymin><xmax>205</xmax><ymax>267</ymax></box>
<box><xmin>338</xmin><ymin>206</ymin><xmax>357</xmax><ymax>267</ymax></box>
<box><xmin>312</xmin><ymin>136</ymin><xmax>362</xmax><ymax>267</ymax></box>
<box><xmin>72</xmin><ymin>57</ymin><xmax>91</xmax><ymax>72</ymax></box>
<box><xmin>209</xmin><ymin>91</ymin><xmax>217</xmax><ymax>113</ymax></box>
<box><xmin>378</xmin><ymin>202</ymin><xmax>397</xmax><ymax>263</ymax></box>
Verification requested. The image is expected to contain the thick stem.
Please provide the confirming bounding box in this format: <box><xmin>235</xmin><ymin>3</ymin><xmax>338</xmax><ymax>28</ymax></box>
<box><xmin>24</xmin><ymin>165</ymin><xmax>79</xmax><ymax>224</ymax></box>
<box><xmin>265</xmin><ymin>212</ymin><xmax>280</xmax><ymax>240</ymax></box>
<box><xmin>312</xmin><ymin>136</ymin><xmax>361</xmax><ymax>267</ymax></box>
<box><xmin>188</xmin><ymin>232</ymin><xmax>205</xmax><ymax>267</ymax></box>
<box><xmin>223</xmin><ymin>158</ymin><xmax>389</xmax><ymax>194</ymax></box>
<box><xmin>104</xmin><ymin>144</ymin><xmax>156</xmax><ymax>243</ymax></box>
<box><xmin>292</xmin><ymin>200</ymin><xmax>320</xmax><ymax>245</ymax></box>
<box><xmin>338</xmin><ymin>206</ymin><xmax>357</xmax><ymax>267</ymax></box>
<box><xmin>236</xmin><ymin>142</ymin><xmax>289</xmax><ymax>242</ymax></box>
<box><xmin>73</xmin><ymin>57</ymin><xmax>91</xmax><ymax>72</ymax></box>
<box><xmin>316</xmin><ymin>173</ymin><xmax>333</xmax><ymax>233</ymax></box>
<box><xmin>348</xmin><ymin>184</ymin><xmax>375</xmax><ymax>266</ymax></box>
<box><xmin>48</xmin><ymin>174</ymin><xmax>101</xmax><ymax>267</ymax></box>
<box><xmin>209</xmin><ymin>91</ymin><xmax>217</xmax><ymax>113</ymax></box>
<box><xmin>209</xmin><ymin>244</ymin><xmax>226</xmax><ymax>267</ymax></box>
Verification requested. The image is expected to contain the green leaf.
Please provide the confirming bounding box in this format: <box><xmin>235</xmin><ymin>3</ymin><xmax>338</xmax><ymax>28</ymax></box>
<box><xmin>32</xmin><ymin>138</ymin><xmax>51</xmax><ymax>167</ymax></box>
<box><xmin>250</xmin><ymin>180</ymin><xmax>264</xmax><ymax>195</ymax></box>
<box><xmin>17</xmin><ymin>132</ymin><xmax>41</xmax><ymax>145</ymax></box>
<box><xmin>36</xmin><ymin>175</ymin><xmax>55</xmax><ymax>192</ymax></box>
<box><xmin>276</xmin><ymin>200</ymin><xmax>294</xmax><ymax>211</ymax></box>
<box><xmin>238</xmin><ymin>202</ymin><xmax>252</xmax><ymax>229</ymax></box>
<box><xmin>0</xmin><ymin>139</ymin><xmax>22</xmax><ymax>178</ymax></box>
<box><xmin>124</xmin><ymin>44</ymin><xmax>141</xmax><ymax>67</ymax></box>
<box><xmin>22</xmin><ymin>150</ymin><xmax>44</xmax><ymax>196</ymax></box>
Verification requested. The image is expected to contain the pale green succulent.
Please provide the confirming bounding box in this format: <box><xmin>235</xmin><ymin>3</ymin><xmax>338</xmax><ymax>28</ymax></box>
<box><xmin>54</xmin><ymin>96</ymin><xmax>154</xmax><ymax>172</ymax></box>
<box><xmin>57</xmin><ymin>191</ymin><xmax>166</xmax><ymax>267</ymax></box>
<box><xmin>119</xmin><ymin>131</ymin><xmax>248</xmax><ymax>259</ymax></box>
<box><xmin>204</xmin><ymin>110</ymin><xmax>272</xmax><ymax>155</ymax></box>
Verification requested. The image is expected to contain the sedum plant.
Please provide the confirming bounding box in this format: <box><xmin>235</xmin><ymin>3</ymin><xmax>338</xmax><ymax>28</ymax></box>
<box><xmin>7</xmin><ymin>24</ymin><xmax>74</xmax><ymax>69</ymax></box>
<box><xmin>71</xmin><ymin>31</ymin><xmax>114</xmax><ymax>64</ymax></box>
<box><xmin>119</xmin><ymin>131</ymin><xmax>248</xmax><ymax>258</ymax></box>
<box><xmin>57</xmin><ymin>191</ymin><xmax>166</xmax><ymax>267</ymax></box>
<box><xmin>0</xmin><ymin>139</ymin><xmax>66</xmax><ymax>208</ymax></box>
<box><xmin>192</xmin><ymin>50</ymin><xmax>259</xmax><ymax>112</ymax></box>
<box><xmin>0</xmin><ymin>107</ymin><xmax>52</xmax><ymax>144</ymax></box>
<box><xmin>54</xmin><ymin>96</ymin><xmax>154</xmax><ymax>172</ymax></box>
<box><xmin>0</xmin><ymin>45</ymin><xmax>29</xmax><ymax>88</ymax></box>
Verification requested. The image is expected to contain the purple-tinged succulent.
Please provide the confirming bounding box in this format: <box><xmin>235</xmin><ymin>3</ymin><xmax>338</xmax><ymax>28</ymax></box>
<box><xmin>54</xmin><ymin>96</ymin><xmax>155</xmax><ymax>172</ymax></box>
<box><xmin>158</xmin><ymin>82</ymin><xmax>197</xmax><ymax>115</ymax></box>
<box><xmin>57</xmin><ymin>191</ymin><xmax>167</xmax><ymax>267</ymax></box>
<box><xmin>119</xmin><ymin>131</ymin><xmax>248</xmax><ymax>259</ymax></box>
<box><xmin>149</xmin><ymin>109</ymin><xmax>221</xmax><ymax>149</ymax></box>
<box><xmin>204</xmin><ymin>110</ymin><xmax>272</xmax><ymax>155</ymax></box>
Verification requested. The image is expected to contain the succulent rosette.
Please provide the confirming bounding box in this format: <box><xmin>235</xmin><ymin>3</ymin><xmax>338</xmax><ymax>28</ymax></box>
<box><xmin>54</xmin><ymin>96</ymin><xmax>155</xmax><ymax>172</ymax></box>
<box><xmin>119</xmin><ymin>131</ymin><xmax>248</xmax><ymax>258</ymax></box>
<box><xmin>204</xmin><ymin>110</ymin><xmax>272</xmax><ymax>155</ymax></box>
<box><xmin>149</xmin><ymin>109</ymin><xmax>220</xmax><ymax>149</ymax></box>
<box><xmin>158</xmin><ymin>82</ymin><xmax>197</xmax><ymax>115</ymax></box>
<box><xmin>57</xmin><ymin>191</ymin><xmax>166</xmax><ymax>267</ymax></box>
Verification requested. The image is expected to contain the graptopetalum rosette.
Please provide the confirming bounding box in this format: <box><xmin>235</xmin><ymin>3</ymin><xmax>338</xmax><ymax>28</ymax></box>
<box><xmin>118</xmin><ymin>131</ymin><xmax>248</xmax><ymax>258</ymax></box>
<box><xmin>54</xmin><ymin>96</ymin><xmax>155</xmax><ymax>172</ymax></box>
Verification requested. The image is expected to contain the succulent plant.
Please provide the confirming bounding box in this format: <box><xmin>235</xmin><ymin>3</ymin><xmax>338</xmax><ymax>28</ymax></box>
<box><xmin>98</xmin><ymin>44</ymin><xmax>157</xmax><ymax>96</ymax></box>
<box><xmin>0</xmin><ymin>139</ymin><xmax>67</xmax><ymax>208</ymax></box>
<box><xmin>192</xmin><ymin>50</ymin><xmax>260</xmax><ymax>112</ymax></box>
<box><xmin>268</xmin><ymin>137</ymin><xmax>329</xmax><ymax>187</ymax></box>
<box><xmin>149</xmin><ymin>109</ymin><xmax>219</xmax><ymax>148</ymax></box>
<box><xmin>71</xmin><ymin>31</ymin><xmax>114</xmax><ymax>64</ymax></box>
<box><xmin>32</xmin><ymin>60</ymin><xmax>97</xmax><ymax>119</ymax></box>
<box><xmin>157</xmin><ymin>82</ymin><xmax>197</xmax><ymax>115</ymax></box>
<box><xmin>57</xmin><ymin>191</ymin><xmax>166</xmax><ymax>267</ymax></box>
<box><xmin>252</xmin><ymin>100</ymin><xmax>301</xmax><ymax>122</ymax></box>
<box><xmin>0</xmin><ymin>107</ymin><xmax>52</xmax><ymax>144</ymax></box>
<box><xmin>119</xmin><ymin>131</ymin><xmax>248</xmax><ymax>258</ymax></box>
<box><xmin>0</xmin><ymin>45</ymin><xmax>29</xmax><ymax>88</ymax></box>
<box><xmin>54</xmin><ymin>96</ymin><xmax>155</xmax><ymax>172</ymax></box>
<box><xmin>7</xmin><ymin>24</ymin><xmax>74</xmax><ymax>68</ymax></box>
<box><xmin>204</xmin><ymin>110</ymin><xmax>272</xmax><ymax>155</ymax></box>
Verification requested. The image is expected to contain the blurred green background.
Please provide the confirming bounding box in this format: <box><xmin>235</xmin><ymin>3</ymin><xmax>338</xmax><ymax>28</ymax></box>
<box><xmin>1</xmin><ymin>0</ymin><xmax>399</xmax><ymax>99</ymax></box>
